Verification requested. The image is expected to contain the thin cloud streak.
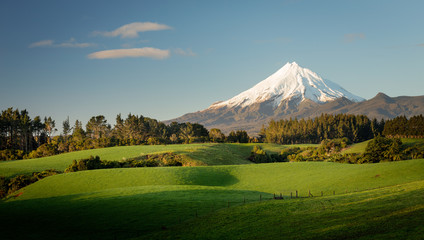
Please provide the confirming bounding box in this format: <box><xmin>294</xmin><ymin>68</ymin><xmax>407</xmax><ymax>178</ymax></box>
<box><xmin>29</xmin><ymin>38</ymin><xmax>96</xmax><ymax>48</ymax></box>
<box><xmin>344</xmin><ymin>33</ymin><xmax>365</xmax><ymax>43</ymax></box>
<box><xmin>94</xmin><ymin>22</ymin><xmax>172</xmax><ymax>38</ymax></box>
<box><xmin>87</xmin><ymin>47</ymin><xmax>170</xmax><ymax>60</ymax></box>
<box><xmin>29</xmin><ymin>40</ymin><xmax>54</xmax><ymax>48</ymax></box>
<box><xmin>174</xmin><ymin>48</ymin><xmax>196</xmax><ymax>56</ymax></box>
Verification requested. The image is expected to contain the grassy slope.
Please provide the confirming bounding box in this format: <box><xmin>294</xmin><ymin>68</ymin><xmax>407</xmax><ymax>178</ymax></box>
<box><xmin>145</xmin><ymin>180</ymin><xmax>424</xmax><ymax>240</ymax></box>
<box><xmin>0</xmin><ymin>143</ymin><xmax>317</xmax><ymax>178</ymax></box>
<box><xmin>342</xmin><ymin>138</ymin><xmax>424</xmax><ymax>154</ymax></box>
<box><xmin>0</xmin><ymin>144</ymin><xmax>216</xmax><ymax>177</ymax></box>
<box><xmin>1</xmin><ymin>159</ymin><xmax>423</xmax><ymax>239</ymax></box>
<box><xmin>341</xmin><ymin>139</ymin><xmax>371</xmax><ymax>154</ymax></box>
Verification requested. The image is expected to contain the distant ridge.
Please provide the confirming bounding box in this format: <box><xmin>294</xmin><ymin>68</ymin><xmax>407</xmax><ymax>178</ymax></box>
<box><xmin>168</xmin><ymin>63</ymin><xmax>424</xmax><ymax>135</ymax></box>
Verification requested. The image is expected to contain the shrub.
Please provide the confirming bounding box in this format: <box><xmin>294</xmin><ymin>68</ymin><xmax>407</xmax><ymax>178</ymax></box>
<box><xmin>364</xmin><ymin>136</ymin><xmax>402</xmax><ymax>162</ymax></box>
<box><xmin>0</xmin><ymin>177</ymin><xmax>9</xmax><ymax>198</ymax></box>
<box><xmin>280</xmin><ymin>147</ymin><xmax>303</xmax><ymax>160</ymax></box>
<box><xmin>32</xmin><ymin>169</ymin><xmax>61</xmax><ymax>181</ymax></box>
<box><xmin>25</xmin><ymin>143</ymin><xmax>58</xmax><ymax>159</ymax></box>
<box><xmin>64</xmin><ymin>156</ymin><xmax>102</xmax><ymax>173</ymax></box>
<box><xmin>64</xmin><ymin>153</ymin><xmax>185</xmax><ymax>173</ymax></box>
<box><xmin>0</xmin><ymin>149</ymin><xmax>25</xmax><ymax>161</ymax></box>
<box><xmin>0</xmin><ymin>169</ymin><xmax>61</xmax><ymax>198</ymax></box>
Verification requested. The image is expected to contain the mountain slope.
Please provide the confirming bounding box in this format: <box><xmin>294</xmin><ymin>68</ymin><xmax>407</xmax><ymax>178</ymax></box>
<box><xmin>209</xmin><ymin>62</ymin><xmax>363</xmax><ymax>110</ymax></box>
<box><xmin>169</xmin><ymin>63</ymin><xmax>424</xmax><ymax>135</ymax></box>
<box><xmin>326</xmin><ymin>93</ymin><xmax>424</xmax><ymax>119</ymax></box>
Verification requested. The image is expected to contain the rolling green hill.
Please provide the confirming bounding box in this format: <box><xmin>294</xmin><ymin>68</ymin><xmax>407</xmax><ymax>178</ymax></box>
<box><xmin>1</xmin><ymin>159</ymin><xmax>423</xmax><ymax>239</ymax></box>
<box><xmin>144</xmin><ymin>179</ymin><xmax>424</xmax><ymax>240</ymax></box>
<box><xmin>0</xmin><ymin>143</ymin><xmax>316</xmax><ymax>177</ymax></box>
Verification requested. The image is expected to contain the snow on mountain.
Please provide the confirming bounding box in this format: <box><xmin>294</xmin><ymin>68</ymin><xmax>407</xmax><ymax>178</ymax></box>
<box><xmin>209</xmin><ymin>62</ymin><xmax>364</xmax><ymax>109</ymax></box>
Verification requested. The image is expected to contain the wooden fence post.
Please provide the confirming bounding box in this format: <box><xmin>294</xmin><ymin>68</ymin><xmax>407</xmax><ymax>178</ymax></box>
<box><xmin>291</xmin><ymin>192</ymin><xmax>292</xmax><ymax>199</ymax></box>
<box><xmin>321</xmin><ymin>191</ymin><xmax>323</xmax><ymax>197</ymax></box>
<box><xmin>296</xmin><ymin>190</ymin><xmax>298</xmax><ymax>198</ymax></box>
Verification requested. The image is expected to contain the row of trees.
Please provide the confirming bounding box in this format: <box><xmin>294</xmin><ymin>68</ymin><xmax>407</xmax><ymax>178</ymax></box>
<box><xmin>382</xmin><ymin>115</ymin><xmax>424</xmax><ymax>138</ymax></box>
<box><xmin>0</xmin><ymin>108</ymin><xmax>56</xmax><ymax>156</ymax></box>
<box><xmin>0</xmin><ymin>108</ymin><xmax>251</xmax><ymax>160</ymax></box>
<box><xmin>260</xmin><ymin>114</ymin><xmax>385</xmax><ymax>144</ymax></box>
<box><xmin>2</xmin><ymin>106</ymin><xmax>423</xmax><ymax>161</ymax></box>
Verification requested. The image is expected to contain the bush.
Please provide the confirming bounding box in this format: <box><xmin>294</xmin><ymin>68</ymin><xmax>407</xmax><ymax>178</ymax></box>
<box><xmin>64</xmin><ymin>156</ymin><xmax>102</xmax><ymax>173</ymax></box>
<box><xmin>364</xmin><ymin>136</ymin><xmax>402</xmax><ymax>162</ymax></box>
<box><xmin>64</xmin><ymin>153</ymin><xmax>185</xmax><ymax>173</ymax></box>
<box><xmin>248</xmin><ymin>146</ymin><xmax>287</xmax><ymax>163</ymax></box>
<box><xmin>0</xmin><ymin>177</ymin><xmax>9</xmax><ymax>198</ymax></box>
<box><xmin>319</xmin><ymin>138</ymin><xmax>351</xmax><ymax>154</ymax></box>
<box><xmin>280</xmin><ymin>147</ymin><xmax>303</xmax><ymax>160</ymax></box>
<box><xmin>403</xmin><ymin>146</ymin><xmax>424</xmax><ymax>159</ymax></box>
<box><xmin>0</xmin><ymin>169</ymin><xmax>61</xmax><ymax>198</ymax></box>
<box><xmin>0</xmin><ymin>149</ymin><xmax>25</xmax><ymax>161</ymax></box>
<box><xmin>32</xmin><ymin>169</ymin><xmax>61</xmax><ymax>181</ymax></box>
<box><xmin>25</xmin><ymin>143</ymin><xmax>58</xmax><ymax>159</ymax></box>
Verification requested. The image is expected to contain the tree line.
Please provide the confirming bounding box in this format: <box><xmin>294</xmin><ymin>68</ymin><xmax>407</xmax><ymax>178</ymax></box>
<box><xmin>2</xmin><ymin>106</ymin><xmax>423</xmax><ymax>161</ymax></box>
<box><xmin>260</xmin><ymin>114</ymin><xmax>385</xmax><ymax>144</ymax></box>
<box><xmin>382</xmin><ymin>115</ymin><xmax>424</xmax><ymax>138</ymax></box>
<box><xmin>0</xmin><ymin>108</ymin><xmax>251</xmax><ymax>161</ymax></box>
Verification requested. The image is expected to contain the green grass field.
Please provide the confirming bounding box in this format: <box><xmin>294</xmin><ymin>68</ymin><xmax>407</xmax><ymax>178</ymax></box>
<box><xmin>0</xmin><ymin>143</ymin><xmax>316</xmax><ymax>178</ymax></box>
<box><xmin>1</xmin><ymin>157</ymin><xmax>424</xmax><ymax>239</ymax></box>
<box><xmin>144</xmin><ymin>180</ymin><xmax>424</xmax><ymax>240</ymax></box>
<box><xmin>341</xmin><ymin>139</ymin><xmax>371</xmax><ymax>154</ymax></box>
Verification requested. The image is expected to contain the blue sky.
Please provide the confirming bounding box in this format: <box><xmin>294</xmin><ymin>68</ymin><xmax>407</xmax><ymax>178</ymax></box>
<box><xmin>1</xmin><ymin>0</ymin><xmax>423</xmax><ymax>128</ymax></box>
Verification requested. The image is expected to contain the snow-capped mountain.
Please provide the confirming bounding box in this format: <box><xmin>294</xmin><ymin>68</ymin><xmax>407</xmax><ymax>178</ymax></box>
<box><xmin>209</xmin><ymin>62</ymin><xmax>364</xmax><ymax>110</ymax></box>
<box><xmin>168</xmin><ymin>62</ymin><xmax>423</xmax><ymax>135</ymax></box>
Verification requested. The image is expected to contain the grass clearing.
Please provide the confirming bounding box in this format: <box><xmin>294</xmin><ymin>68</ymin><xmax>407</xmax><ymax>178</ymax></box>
<box><xmin>342</xmin><ymin>139</ymin><xmax>371</xmax><ymax>154</ymax></box>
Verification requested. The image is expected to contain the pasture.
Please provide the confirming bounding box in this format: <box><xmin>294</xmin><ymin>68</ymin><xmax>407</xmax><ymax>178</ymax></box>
<box><xmin>1</xmin><ymin>156</ymin><xmax>424</xmax><ymax>239</ymax></box>
<box><xmin>0</xmin><ymin>143</ymin><xmax>316</xmax><ymax>177</ymax></box>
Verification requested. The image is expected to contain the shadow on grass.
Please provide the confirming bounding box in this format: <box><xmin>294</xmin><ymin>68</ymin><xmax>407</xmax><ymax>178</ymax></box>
<box><xmin>0</xmin><ymin>187</ymin><xmax>272</xmax><ymax>240</ymax></box>
<box><xmin>175</xmin><ymin>143</ymin><xmax>254</xmax><ymax>166</ymax></box>
<box><xmin>173</xmin><ymin>166</ymin><xmax>240</xmax><ymax>186</ymax></box>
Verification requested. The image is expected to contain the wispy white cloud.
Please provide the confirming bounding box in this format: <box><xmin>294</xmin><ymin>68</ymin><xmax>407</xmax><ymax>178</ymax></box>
<box><xmin>174</xmin><ymin>48</ymin><xmax>196</xmax><ymax>57</ymax></box>
<box><xmin>94</xmin><ymin>22</ymin><xmax>172</xmax><ymax>38</ymax></box>
<box><xmin>87</xmin><ymin>47</ymin><xmax>170</xmax><ymax>60</ymax></box>
<box><xmin>344</xmin><ymin>33</ymin><xmax>365</xmax><ymax>43</ymax></box>
<box><xmin>29</xmin><ymin>38</ymin><xmax>96</xmax><ymax>48</ymax></box>
<box><xmin>29</xmin><ymin>40</ymin><xmax>54</xmax><ymax>48</ymax></box>
<box><xmin>57</xmin><ymin>38</ymin><xmax>96</xmax><ymax>48</ymax></box>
